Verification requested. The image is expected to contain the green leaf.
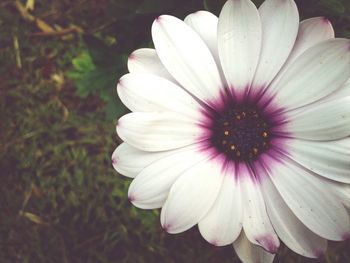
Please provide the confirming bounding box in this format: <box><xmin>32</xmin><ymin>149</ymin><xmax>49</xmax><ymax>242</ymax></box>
<box><xmin>71</xmin><ymin>52</ymin><xmax>95</xmax><ymax>72</ymax></box>
<box><xmin>83</xmin><ymin>35</ymin><xmax>119</xmax><ymax>67</ymax></box>
<box><xmin>105</xmin><ymin>97</ymin><xmax>126</xmax><ymax>121</ymax></box>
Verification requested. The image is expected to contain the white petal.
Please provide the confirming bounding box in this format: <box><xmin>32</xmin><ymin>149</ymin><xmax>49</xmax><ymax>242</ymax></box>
<box><xmin>265</xmin><ymin>39</ymin><xmax>350</xmax><ymax>111</ymax></box>
<box><xmin>128</xmin><ymin>144</ymin><xmax>207</xmax><ymax>209</ymax></box>
<box><xmin>112</xmin><ymin>143</ymin><xmax>177</xmax><ymax>178</ymax></box>
<box><xmin>184</xmin><ymin>11</ymin><xmax>226</xmax><ymax>84</ymax></box>
<box><xmin>117</xmin><ymin>73</ymin><xmax>202</xmax><ymax>119</ymax></box>
<box><xmin>233</xmin><ymin>231</ymin><xmax>275</xmax><ymax>263</ymax></box>
<box><xmin>240</xmin><ymin>164</ymin><xmax>280</xmax><ymax>253</ymax></box>
<box><xmin>127</xmin><ymin>48</ymin><xmax>176</xmax><ymax>82</ymax></box>
<box><xmin>329</xmin><ymin>182</ymin><xmax>350</xmax><ymax>209</ymax></box>
<box><xmin>263</xmin><ymin>155</ymin><xmax>350</xmax><ymax>241</ymax></box>
<box><xmin>326</xmin><ymin>79</ymin><xmax>350</xmax><ymax>102</ymax></box>
<box><xmin>251</xmin><ymin>0</ymin><xmax>299</xmax><ymax>89</ymax></box>
<box><xmin>198</xmin><ymin>165</ymin><xmax>242</xmax><ymax>246</ymax></box>
<box><xmin>217</xmin><ymin>0</ymin><xmax>261</xmax><ymax>94</ymax></box>
<box><xmin>270</xmin><ymin>17</ymin><xmax>335</xmax><ymax>87</ymax></box>
<box><xmin>161</xmin><ymin>157</ymin><xmax>225</xmax><ymax>234</ymax></box>
<box><xmin>184</xmin><ymin>11</ymin><xmax>219</xmax><ymax>63</ymax></box>
<box><xmin>286</xmin><ymin>96</ymin><xmax>350</xmax><ymax>141</ymax></box>
<box><xmin>286</xmin><ymin>17</ymin><xmax>334</xmax><ymax>67</ymax></box>
<box><xmin>260</xmin><ymin>167</ymin><xmax>327</xmax><ymax>258</ymax></box>
<box><xmin>152</xmin><ymin>15</ymin><xmax>223</xmax><ymax>103</ymax></box>
<box><xmin>285</xmin><ymin>138</ymin><xmax>350</xmax><ymax>183</ymax></box>
<box><xmin>117</xmin><ymin>111</ymin><xmax>206</xmax><ymax>151</ymax></box>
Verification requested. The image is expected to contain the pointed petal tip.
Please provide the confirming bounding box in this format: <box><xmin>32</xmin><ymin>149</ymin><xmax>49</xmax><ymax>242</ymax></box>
<box><xmin>116</xmin><ymin>121</ymin><xmax>120</xmax><ymax>129</ymax></box>
<box><xmin>152</xmin><ymin>16</ymin><xmax>163</xmax><ymax>28</ymax></box>
<box><xmin>128</xmin><ymin>53</ymin><xmax>136</xmax><ymax>61</ymax></box>
<box><xmin>117</xmin><ymin>78</ymin><xmax>124</xmax><ymax>88</ymax></box>
<box><xmin>320</xmin><ymin>17</ymin><xmax>330</xmax><ymax>24</ymax></box>
<box><xmin>255</xmin><ymin>235</ymin><xmax>280</xmax><ymax>253</ymax></box>
<box><xmin>313</xmin><ymin>249</ymin><xmax>326</xmax><ymax>258</ymax></box>
<box><xmin>162</xmin><ymin>222</ymin><xmax>172</xmax><ymax>233</ymax></box>
<box><xmin>155</xmin><ymin>15</ymin><xmax>167</xmax><ymax>23</ymax></box>
<box><xmin>208</xmin><ymin>239</ymin><xmax>220</xmax><ymax>247</ymax></box>
<box><xmin>128</xmin><ymin>194</ymin><xmax>135</xmax><ymax>203</ymax></box>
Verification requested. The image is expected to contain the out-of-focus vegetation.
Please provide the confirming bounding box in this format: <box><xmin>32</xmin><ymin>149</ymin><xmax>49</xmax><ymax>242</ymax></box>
<box><xmin>1</xmin><ymin>0</ymin><xmax>349</xmax><ymax>262</ymax></box>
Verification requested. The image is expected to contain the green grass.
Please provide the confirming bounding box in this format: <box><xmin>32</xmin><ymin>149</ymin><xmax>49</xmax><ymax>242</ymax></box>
<box><xmin>1</xmin><ymin>0</ymin><xmax>350</xmax><ymax>262</ymax></box>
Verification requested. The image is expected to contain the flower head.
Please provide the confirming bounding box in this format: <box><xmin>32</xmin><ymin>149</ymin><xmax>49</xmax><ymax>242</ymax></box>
<box><xmin>112</xmin><ymin>0</ymin><xmax>350</xmax><ymax>262</ymax></box>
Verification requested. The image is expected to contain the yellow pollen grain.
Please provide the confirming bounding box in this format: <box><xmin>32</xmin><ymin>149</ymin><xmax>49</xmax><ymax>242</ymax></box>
<box><xmin>262</xmin><ymin>132</ymin><xmax>268</xmax><ymax>138</ymax></box>
<box><xmin>236</xmin><ymin>115</ymin><xmax>241</xmax><ymax>120</ymax></box>
<box><xmin>224</xmin><ymin>130</ymin><xmax>229</xmax><ymax>136</ymax></box>
<box><xmin>253</xmin><ymin>148</ymin><xmax>258</xmax><ymax>154</ymax></box>
<box><xmin>230</xmin><ymin>144</ymin><xmax>236</xmax><ymax>150</ymax></box>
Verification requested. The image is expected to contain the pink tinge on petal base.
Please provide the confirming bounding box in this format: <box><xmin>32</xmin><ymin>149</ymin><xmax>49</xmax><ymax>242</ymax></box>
<box><xmin>255</xmin><ymin>234</ymin><xmax>279</xmax><ymax>254</ymax></box>
<box><xmin>342</xmin><ymin>232</ymin><xmax>350</xmax><ymax>241</ymax></box>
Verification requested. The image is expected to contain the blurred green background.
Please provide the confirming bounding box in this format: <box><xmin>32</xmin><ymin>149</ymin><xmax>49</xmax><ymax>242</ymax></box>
<box><xmin>1</xmin><ymin>0</ymin><xmax>350</xmax><ymax>262</ymax></box>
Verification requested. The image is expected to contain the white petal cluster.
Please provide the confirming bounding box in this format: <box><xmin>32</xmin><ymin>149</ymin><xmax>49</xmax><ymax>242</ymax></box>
<box><xmin>112</xmin><ymin>0</ymin><xmax>350</xmax><ymax>262</ymax></box>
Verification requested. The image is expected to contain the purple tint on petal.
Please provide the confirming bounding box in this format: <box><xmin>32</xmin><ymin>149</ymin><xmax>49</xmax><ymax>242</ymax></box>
<box><xmin>162</xmin><ymin>222</ymin><xmax>172</xmax><ymax>233</ymax></box>
<box><xmin>237</xmin><ymin>162</ymin><xmax>254</xmax><ymax>181</ymax></box>
<box><xmin>269</xmin><ymin>138</ymin><xmax>291</xmax><ymax>156</ymax></box>
<box><xmin>225</xmin><ymin>160</ymin><xmax>237</xmax><ymax>180</ymax></box>
<box><xmin>155</xmin><ymin>16</ymin><xmax>163</xmax><ymax>22</ymax></box>
<box><xmin>313</xmin><ymin>248</ymin><xmax>326</xmax><ymax>258</ymax></box>
<box><xmin>321</xmin><ymin>17</ymin><xmax>331</xmax><ymax>24</ymax></box>
<box><xmin>209</xmin><ymin>239</ymin><xmax>219</xmax><ymax>246</ymax></box>
<box><xmin>228</xmin><ymin>85</ymin><xmax>251</xmax><ymax>105</ymax></box>
<box><xmin>342</xmin><ymin>232</ymin><xmax>350</xmax><ymax>240</ymax></box>
<box><xmin>247</xmin><ymin>84</ymin><xmax>268</xmax><ymax>103</ymax></box>
<box><xmin>128</xmin><ymin>53</ymin><xmax>136</xmax><ymax>61</ymax></box>
<box><xmin>204</xmin><ymin>87</ymin><xmax>230</xmax><ymax>113</ymax></box>
<box><xmin>128</xmin><ymin>194</ymin><xmax>135</xmax><ymax>203</ymax></box>
<box><xmin>256</xmin><ymin>234</ymin><xmax>279</xmax><ymax>253</ymax></box>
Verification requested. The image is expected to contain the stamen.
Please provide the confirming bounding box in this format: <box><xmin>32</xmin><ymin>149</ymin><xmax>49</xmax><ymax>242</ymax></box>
<box><xmin>210</xmin><ymin>105</ymin><xmax>272</xmax><ymax>161</ymax></box>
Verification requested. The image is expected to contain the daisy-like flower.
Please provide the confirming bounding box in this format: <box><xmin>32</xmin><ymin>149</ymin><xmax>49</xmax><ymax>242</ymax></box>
<box><xmin>112</xmin><ymin>0</ymin><xmax>350</xmax><ymax>262</ymax></box>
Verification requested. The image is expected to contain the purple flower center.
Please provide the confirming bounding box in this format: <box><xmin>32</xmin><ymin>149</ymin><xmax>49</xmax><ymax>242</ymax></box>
<box><xmin>209</xmin><ymin>102</ymin><xmax>273</xmax><ymax>162</ymax></box>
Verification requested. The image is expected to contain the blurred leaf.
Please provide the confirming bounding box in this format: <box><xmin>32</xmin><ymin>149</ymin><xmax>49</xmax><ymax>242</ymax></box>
<box><xmin>25</xmin><ymin>0</ymin><xmax>35</xmax><ymax>11</ymax></box>
<box><xmin>136</xmin><ymin>0</ymin><xmax>175</xmax><ymax>14</ymax></box>
<box><xmin>320</xmin><ymin>0</ymin><xmax>345</xmax><ymax>15</ymax></box>
<box><xmin>19</xmin><ymin>211</ymin><xmax>47</xmax><ymax>225</ymax></box>
<box><xmin>72</xmin><ymin>52</ymin><xmax>95</xmax><ymax>72</ymax></box>
<box><xmin>68</xmin><ymin>45</ymin><xmax>127</xmax><ymax>120</ymax></box>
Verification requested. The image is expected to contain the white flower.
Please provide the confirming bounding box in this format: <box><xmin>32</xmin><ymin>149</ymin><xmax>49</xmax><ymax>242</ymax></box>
<box><xmin>112</xmin><ymin>0</ymin><xmax>350</xmax><ymax>262</ymax></box>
